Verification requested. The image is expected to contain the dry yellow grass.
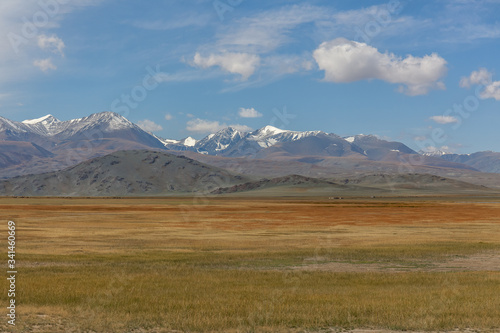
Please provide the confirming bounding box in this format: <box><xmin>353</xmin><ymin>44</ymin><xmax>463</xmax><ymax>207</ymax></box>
<box><xmin>0</xmin><ymin>196</ymin><xmax>499</xmax><ymax>332</ymax></box>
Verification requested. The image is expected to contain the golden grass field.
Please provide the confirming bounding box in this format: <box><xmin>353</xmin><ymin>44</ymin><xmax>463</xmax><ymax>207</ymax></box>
<box><xmin>1</xmin><ymin>195</ymin><xmax>500</xmax><ymax>332</ymax></box>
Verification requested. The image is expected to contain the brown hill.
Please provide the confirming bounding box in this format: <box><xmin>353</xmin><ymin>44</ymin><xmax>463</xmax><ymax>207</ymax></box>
<box><xmin>0</xmin><ymin>150</ymin><xmax>249</xmax><ymax>197</ymax></box>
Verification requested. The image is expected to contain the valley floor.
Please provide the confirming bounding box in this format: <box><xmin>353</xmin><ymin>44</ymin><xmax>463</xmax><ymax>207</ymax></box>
<box><xmin>0</xmin><ymin>196</ymin><xmax>499</xmax><ymax>332</ymax></box>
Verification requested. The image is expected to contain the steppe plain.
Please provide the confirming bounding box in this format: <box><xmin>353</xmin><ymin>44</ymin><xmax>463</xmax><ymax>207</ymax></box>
<box><xmin>1</xmin><ymin>194</ymin><xmax>499</xmax><ymax>332</ymax></box>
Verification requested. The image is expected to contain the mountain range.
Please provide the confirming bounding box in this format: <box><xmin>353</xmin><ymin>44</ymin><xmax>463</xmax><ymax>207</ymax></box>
<box><xmin>2</xmin><ymin>112</ymin><xmax>500</xmax><ymax>191</ymax></box>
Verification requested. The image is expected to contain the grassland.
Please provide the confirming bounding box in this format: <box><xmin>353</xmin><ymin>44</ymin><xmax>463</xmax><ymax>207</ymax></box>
<box><xmin>0</xmin><ymin>196</ymin><xmax>500</xmax><ymax>332</ymax></box>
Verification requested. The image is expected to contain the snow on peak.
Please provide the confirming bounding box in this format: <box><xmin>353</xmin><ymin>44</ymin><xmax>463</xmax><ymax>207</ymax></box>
<box><xmin>221</xmin><ymin>127</ymin><xmax>241</xmax><ymax>135</ymax></box>
<box><xmin>182</xmin><ymin>137</ymin><xmax>196</xmax><ymax>147</ymax></box>
<box><xmin>420</xmin><ymin>150</ymin><xmax>449</xmax><ymax>157</ymax></box>
<box><xmin>86</xmin><ymin>112</ymin><xmax>134</xmax><ymax>131</ymax></box>
<box><xmin>258</xmin><ymin>125</ymin><xmax>287</xmax><ymax>135</ymax></box>
<box><xmin>345</xmin><ymin>136</ymin><xmax>355</xmax><ymax>143</ymax></box>
<box><xmin>344</xmin><ymin>134</ymin><xmax>368</xmax><ymax>143</ymax></box>
<box><xmin>22</xmin><ymin>114</ymin><xmax>60</xmax><ymax>125</ymax></box>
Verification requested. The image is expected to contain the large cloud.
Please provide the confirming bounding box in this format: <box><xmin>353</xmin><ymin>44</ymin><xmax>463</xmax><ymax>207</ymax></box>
<box><xmin>192</xmin><ymin>52</ymin><xmax>260</xmax><ymax>80</ymax></box>
<box><xmin>313</xmin><ymin>38</ymin><xmax>448</xmax><ymax>95</ymax></box>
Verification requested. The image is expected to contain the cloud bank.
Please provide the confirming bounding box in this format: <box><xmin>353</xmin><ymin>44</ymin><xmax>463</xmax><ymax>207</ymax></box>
<box><xmin>313</xmin><ymin>38</ymin><xmax>448</xmax><ymax>95</ymax></box>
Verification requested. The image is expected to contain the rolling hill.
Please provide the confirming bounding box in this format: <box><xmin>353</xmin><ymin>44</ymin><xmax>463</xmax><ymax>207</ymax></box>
<box><xmin>0</xmin><ymin>150</ymin><xmax>248</xmax><ymax>196</ymax></box>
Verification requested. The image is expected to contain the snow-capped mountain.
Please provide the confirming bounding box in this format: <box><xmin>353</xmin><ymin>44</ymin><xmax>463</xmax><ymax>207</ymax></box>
<box><xmin>419</xmin><ymin>150</ymin><xmax>449</xmax><ymax>157</ymax></box>
<box><xmin>248</xmin><ymin>126</ymin><xmax>323</xmax><ymax>148</ymax></box>
<box><xmin>160</xmin><ymin>125</ymin><xmax>327</xmax><ymax>157</ymax></box>
<box><xmin>156</xmin><ymin>135</ymin><xmax>197</xmax><ymax>151</ymax></box>
<box><xmin>1</xmin><ymin>112</ymin><xmax>167</xmax><ymax>177</ymax></box>
<box><xmin>20</xmin><ymin>112</ymin><xmax>148</xmax><ymax>139</ymax></box>
<box><xmin>2</xmin><ymin>112</ymin><xmax>165</xmax><ymax>149</ymax></box>
<box><xmin>21</xmin><ymin>114</ymin><xmax>61</xmax><ymax>136</ymax></box>
<box><xmin>195</xmin><ymin>127</ymin><xmax>246</xmax><ymax>155</ymax></box>
<box><xmin>159</xmin><ymin>125</ymin><xmax>419</xmax><ymax>160</ymax></box>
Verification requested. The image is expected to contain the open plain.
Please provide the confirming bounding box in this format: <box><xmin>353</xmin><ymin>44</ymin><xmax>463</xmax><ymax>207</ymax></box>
<box><xmin>1</xmin><ymin>195</ymin><xmax>500</xmax><ymax>332</ymax></box>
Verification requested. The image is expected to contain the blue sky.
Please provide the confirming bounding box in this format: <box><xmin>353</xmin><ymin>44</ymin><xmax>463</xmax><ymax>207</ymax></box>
<box><xmin>1</xmin><ymin>0</ymin><xmax>500</xmax><ymax>153</ymax></box>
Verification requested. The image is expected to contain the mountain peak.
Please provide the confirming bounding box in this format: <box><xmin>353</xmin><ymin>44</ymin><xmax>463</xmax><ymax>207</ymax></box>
<box><xmin>181</xmin><ymin>136</ymin><xmax>197</xmax><ymax>147</ymax></box>
<box><xmin>257</xmin><ymin>125</ymin><xmax>287</xmax><ymax>135</ymax></box>
<box><xmin>88</xmin><ymin>111</ymin><xmax>127</xmax><ymax>120</ymax></box>
<box><xmin>222</xmin><ymin>126</ymin><xmax>240</xmax><ymax>132</ymax></box>
<box><xmin>22</xmin><ymin>114</ymin><xmax>60</xmax><ymax>125</ymax></box>
<box><xmin>344</xmin><ymin>134</ymin><xmax>380</xmax><ymax>143</ymax></box>
<box><xmin>84</xmin><ymin>112</ymin><xmax>135</xmax><ymax>131</ymax></box>
<box><xmin>420</xmin><ymin>149</ymin><xmax>450</xmax><ymax>157</ymax></box>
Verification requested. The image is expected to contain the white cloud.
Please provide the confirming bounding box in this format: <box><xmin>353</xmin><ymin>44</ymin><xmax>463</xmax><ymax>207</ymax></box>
<box><xmin>313</xmin><ymin>38</ymin><xmax>448</xmax><ymax>95</ymax></box>
<box><xmin>263</xmin><ymin>54</ymin><xmax>315</xmax><ymax>75</ymax></box>
<box><xmin>460</xmin><ymin>68</ymin><xmax>500</xmax><ymax>100</ymax></box>
<box><xmin>481</xmin><ymin>81</ymin><xmax>500</xmax><ymax>100</ymax></box>
<box><xmin>164</xmin><ymin>113</ymin><xmax>173</xmax><ymax>121</ymax></box>
<box><xmin>333</xmin><ymin>4</ymin><xmax>398</xmax><ymax>26</ymax></box>
<box><xmin>216</xmin><ymin>4</ymin><xmax>330</xmax><ymax>54</ymax></box>
<box><xmin>192</xmin><ymin>52</ymin><xmax>260</xmax><ymax>80</ymax></box>
<box><xmin>184</xmin><ymin>4</ymin><xmax>330</xmax><ymax>85</ymax></box>
<box><xmin>130</xmin><ymin>13</ymin><xmax>211</xmax><ymax>30</ymax></box>
<box><xmin>460</xmin><ymin>68</ymin><xmax>492</xmax><ymax>88</ymax></box>
<box><xmin>430</xmin><ymin>115</ymin><xmax>459</xmax><ymax>124</ymax></box>
<box><xmin>137</xmin><ymin>119</ymin><xmax>163</xmax><ymax>132</ymax></box>
<box><xmin>33</xmin><ymin>58</ymin><xmax>57</xmax><ymax>72</ymax></box>
<box><xmin>0</xmin><ymin>1</ymin><xmax>102</xmax><ymax>85</ymax></box>
<box><xmin>37</xmin><ymin>34</ymin><xmax>65</xmax><ymax>56</ymax></box>
<box><xmin>186</xmin><ymin>118</ymin><xmax>252</xmax><ymax>134</ymax></box>
<box><xmin>153</xmin><ymin>70</ymin><xmax>222</xmax><ymax>83</ymax></box>
<box><xmin>238</xmin><ymin>107</ymin><xmax>262</xmax><ymax>118</ymax></box>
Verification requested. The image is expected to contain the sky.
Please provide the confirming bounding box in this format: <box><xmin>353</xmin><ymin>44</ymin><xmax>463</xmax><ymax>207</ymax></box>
<box><xmin>1</xmin><ymin>0</ymin><xmax>500</xmax><ymax>154</ymax></box>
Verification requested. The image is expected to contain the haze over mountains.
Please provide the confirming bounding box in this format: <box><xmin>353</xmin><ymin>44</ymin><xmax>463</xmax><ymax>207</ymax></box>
<box><xmin>1</xmin><ymin>111</ymin><xmax>500</xmax><ymax>195</ymax></box>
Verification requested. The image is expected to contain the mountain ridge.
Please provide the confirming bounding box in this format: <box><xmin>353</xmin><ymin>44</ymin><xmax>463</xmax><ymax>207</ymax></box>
<box><xmin>1</xmin><ymin>111</ymin><xmax>499</xmax><ymax>179</ymax></box>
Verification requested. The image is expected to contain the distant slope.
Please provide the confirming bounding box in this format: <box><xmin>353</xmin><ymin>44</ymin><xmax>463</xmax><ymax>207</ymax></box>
<box><xmin>211</xmin><ymin>174</ymin><xmax>344</xmax><ymax>194</ymax></box>
<box><xmin>0</xmin><ymin>141</ymin><xmax>54</xmax><ymax>169</ymax></box>
<box><xmin>338</xmin><ymin>173</ymin><xmax>490</xmax><ymax>192</ymax></box>
<box><xmin>439</xmin><ymin>151</ymin><xmax>500</xmax><ymax>173</ymax></box>
<box><xmin>254</xmin><ymin>134</ymin><xmax>365</xmax><ymax>159</ymax></box>
<box><xmin>348</xmin><ymin>134</ymin><xmax>416</xmax><ymax>160</ymax></box>
<box><xmin>210</xmin><ymin>172</ymin><xmax>491</xmax><ymax>196</ymax></box>
<box><xmin>0</xmin><ymin>150</ymin><xmax>248</xmax><ymax>196</ymax></box>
